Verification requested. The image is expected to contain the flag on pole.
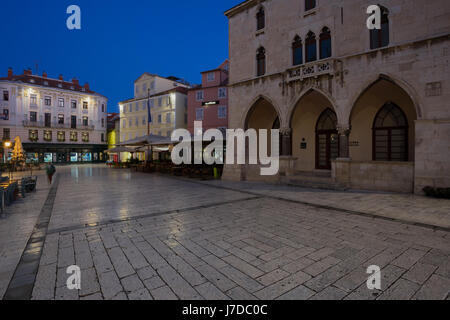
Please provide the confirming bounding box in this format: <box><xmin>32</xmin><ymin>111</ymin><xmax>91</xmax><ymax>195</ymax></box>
<box><xmin>147</xmin><ymin>96</ymin><xmax>152</xmax><ymax>123</ymax></box>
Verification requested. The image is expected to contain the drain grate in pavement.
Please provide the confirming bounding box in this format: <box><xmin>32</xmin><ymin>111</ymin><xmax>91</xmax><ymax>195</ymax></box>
<box><xmin>2</xmin><ymin>176</ymin><xmax>59</xmax><ymax>300</ymax></box>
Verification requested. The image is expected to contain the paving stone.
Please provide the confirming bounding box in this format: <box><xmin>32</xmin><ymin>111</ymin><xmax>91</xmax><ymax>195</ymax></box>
<box><xmin>257</xmin><ymin>269</ymin><xmax>290</xmax><ymax>286</ymax></box>
<box><xmin>107</xmin><ymin>247</ymin><xmax>135</xmax><ymax>279</ymax></box>
<box><xmin>151</xmin><ymin>285</ymin><xmax>179</xmax><ymax>300</ymax></box>
<box><xmin>137</xmin><ymin>266</ymin><xmax>157</xmax><ymax>281</ymax></box>
<box><xmin>413</xmin><ymin>275</ymin><xmax>450</xmax><ymax>300</ymax></box>
<box><xmin>223</xmin><ymin>255</ymin><xmax>264</xmax><ymax>278</ymax></box>
<box><xmin>303</xmin><ymin>257</ymin><xmax>341</xmax><ymax>277</ymax></box>
<box><xmin>402</xmin><ymin>263</ymin><xmax>437</xmax><ymax>285</ymax></box>
<box><xmin>310</xmin><ymin>286</ymin><xmax>348</xmax><ymax>300</ymax></box>
<box><xmin>157</xmin><ymin>265</ymin><xmax>202</xmax><ymax>300</ymax></box>
<box><xmin>121</xmin><ymin>274</ymin><xmax>144</xmax><ymax>293</ymax></box>
<box><xmin>143</xmin><ymin>276</ymin><xmax>165</xmax><ymax>291</ymax></box>
<box><xmin>80</xmin><ymin>292</ymin><xmax>103</xmax><ymax>300</ymax></box>
<box><xmin>391</xmin><ymin>249</ymin><xmax>427</xmax><ymax>269</ymax></box>
<box><xmin>226</xmin><ymin>286</ymin><xmax>258</xmax><ymax>300</ymax></box>
<box><xmin>254</xmin><ymin>271</ymin><xmax>311</xmax><ymax>300</ymax></box>
<box><xmin>196</xmin><ymin>282</ymin><xmax>230</xmax><ymax>300</ymax></box>
<box><xmin>378</xmin><ymin>279</ymin><xmax>420</xmax><ymax>300</ymax></box>
<box><xmin>219</xmin><ymin>265</ymin><xmax>263</xmax><ymax>293</ymax></box>
<box><xmin>80</xmin><ymin>268</ymin><xmax>100</xmax><ymax>297</ymax></box>
<box><xmin>98</xmin><ymin>271</ymin><xmax>123</xmax><ymax>300</ymax></box>
<box><xmin>32</xmin><ymin>263</ymin><xmax>57</xmax><ymax>300</ymax></box>
<box><xmin>276</xmin><ymin>285</ymin><xmax>315</xmax><ymax>300</ymax></box>
<box><xmin>128</xmin><ymin>288</ymin><xmax>153</xmax><ymax>300</ymax></box>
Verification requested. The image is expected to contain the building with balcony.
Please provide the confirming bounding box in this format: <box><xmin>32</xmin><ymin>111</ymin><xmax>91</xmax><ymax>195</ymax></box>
<box><xmin>187</xmin><ymin>60</ymin><xmax>229</xmax><ymax>136</ymax></box>
<box><xmin>223</xmin><ymin>0</ymin><xmax>450</xmax><ymax>194</ymax></box>
<box><xmin>0</xmin><ymin>68</ymin><xmax>108</xmax><ymax>163</ymax></box>
<box><xmin>118</xmin><ymin>74</ymin><xmax>191</xmax><ymax>160</ymax></box>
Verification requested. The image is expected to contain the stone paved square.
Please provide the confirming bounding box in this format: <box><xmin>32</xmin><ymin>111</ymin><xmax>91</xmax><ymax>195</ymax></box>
<box><xmin>1</xmin><ymin>165</ymin><xmax>449</xmax><ymax>300</ymax></box>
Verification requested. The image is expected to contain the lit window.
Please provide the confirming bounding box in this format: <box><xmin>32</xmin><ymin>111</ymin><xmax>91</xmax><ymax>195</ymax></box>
<box><xmin>70</xmin><ymin>131</ymin><xmax>78</xmax><ymax>141</ymax></box>
<box><xmin>44</xmin><ymin>130</ymin><xmax>52</xmax><ymax>142</ymax></box>
<box><xmin>30</xmin><ymin>95</ymin><xmax>37</xmax><ymax>105</ymax></box>
<box><xmin>83</xmin><ymin>101</ymin><xmax>88</xmax><ymax>110</ymax></box>
<box><xmin>82</xmin><ymin>132</ymin><xmax>89</xmax><ymax>142</ymax></box>
<box><xmin>57</xmin><ymin>131</ymin><xmax>65</xmax><ymax>142</ymax></box>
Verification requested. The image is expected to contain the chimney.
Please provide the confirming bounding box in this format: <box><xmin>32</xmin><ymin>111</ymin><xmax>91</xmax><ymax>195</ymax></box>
<box><xmin>42</xmin><ymin>71</ymin><xmax>47</xmax><ymax>78</ymax></box>
<box><xmin>84</xmin><ymin>83</ymin><xmax>90</xmax><ymax>91</ymax></box>
<box><xmin>24</xmin><ymin>68</ymin><xmax>32</xmax><ymax>75</ymax></box>
<box><xmin>7</xmin><ymin>67</ymin><xmax>12</xmax><ymax>78</ymax></box>
<box><xmin>72</xmin><ymin>78</ymin><xmax>79</xmax><ymax>86</ymax></box>
<box><xmin>59</xmin><ymin>74</ymin><xmax>63</xmax><ymax>81</ymax></box>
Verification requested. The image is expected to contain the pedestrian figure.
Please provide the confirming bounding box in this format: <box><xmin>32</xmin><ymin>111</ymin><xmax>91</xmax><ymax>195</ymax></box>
<box><xmin>46</xmin><ymin>163</ymin><xmax>56</xmax><ymax>184</ymax></box>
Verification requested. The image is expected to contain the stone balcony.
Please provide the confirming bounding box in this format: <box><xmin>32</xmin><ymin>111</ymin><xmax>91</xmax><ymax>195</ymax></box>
<box><xmin>22</xmin><ymin>120</ymin><xmax>95</xmax><ymax>130</ymax></box>
<box><xmin>286</xmin><ymin>58</ymin><xmax>335</xmax><ymax>83</ymax></box>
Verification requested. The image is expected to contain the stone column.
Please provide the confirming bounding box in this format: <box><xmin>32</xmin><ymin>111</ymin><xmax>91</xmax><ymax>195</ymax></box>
<box><xmin>280</xmin><ymin>128</ymin><xmax>292</xmax><ymax>156</ymax></box>
<box><xmin>337</xmin><ymin>125</ymin><xmax>351</xmax><ymax>160</ymax></box>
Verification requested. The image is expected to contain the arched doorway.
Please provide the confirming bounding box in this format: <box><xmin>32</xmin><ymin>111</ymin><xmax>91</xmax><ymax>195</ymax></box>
<box><xmin>349</xmin><ymin>77</ymin><xmax>417</xmax><ymax>162</ymax></box>
<box><xmin>316</xmin><ymin>108</ymin><xmax>339</xmax><ymax>169</ymax></box>
<box><xmin>243</xmin><ymin>97</ymin><xmax>281</xmax><ymax>180</ymax></box>
<box><xmin>290</xmin><ymin>89</ymin><xmax>337</xmax><ymax>172</ymax></box>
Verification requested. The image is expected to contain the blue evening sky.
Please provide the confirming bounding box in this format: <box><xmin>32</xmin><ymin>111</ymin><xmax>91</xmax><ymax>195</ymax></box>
<box><xmin>0</xmin><ymin>0</ymin><xmax>243</xmax><ymax>112</ymax></box>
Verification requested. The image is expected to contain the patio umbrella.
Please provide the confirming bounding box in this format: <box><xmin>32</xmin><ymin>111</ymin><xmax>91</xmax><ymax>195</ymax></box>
<box><xmin>106</xmin><ymin>146</ymin><xmax>137</xmax><ymax>163</ymax></box>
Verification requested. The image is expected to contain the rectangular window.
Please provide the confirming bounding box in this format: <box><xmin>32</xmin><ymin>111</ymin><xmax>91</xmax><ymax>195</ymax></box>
<box><xmin>135</xmin><ymin>103</ymin><xmax>139</xmax><ymax>112</ymax></box>
<box><xmin>158</xmin><ymin>98</ymin><xmax>162</xmax><ymax>107</ymax></box>
<box><xmin>101</xmin><ymin>118</ymin><xmax>105</xmax><ymax>127</ymax></box>
<box><xmin>101</xmin><ymin>133</ymin><xmax>105</xmax><ymax>142</ymax></box>
<box><xmin>218</xmin><ymin>106</ymin><xmax>227</xmax><ymax>119</ymax></box>
<box><xmin>83</xmin><ymin>101</ymin><xmax>88</xmax><ymax>110</ymax></box>
<box><xmin>3</xmin><ymin>128</ymin><xmax>10</xmax><ymax>140</ymax></box>
<box><xmin>207</xmin><ymin>72</ymin><xmax>215</xmax><ymax>82</ymax></box>
<box><xmin>196</xmin><ymin>91</ymin><xmax>204</xmax><ymax>101</ymax></box>
<box><xmin>305</xmin><ymin>0</ymin><xmax>316</xmax><ymax>11</ymax></box>
<box><xmin>196</xmin><ymin>108</ymin><xmax>204</xmax><ymax>121</ymax></box>
<box><xmin>58</xmin><ymin>114</ymin><xmax>64</xmax><ymax>124</ymax></box>
<box><xmin>30</xmin><ymin>111</ymin><xmax>37</xmax><ymax>122</ymax></box>
<box><xmin>218</xmin><ymin>88</ymin><xmax>227</xmax><ymax>98</ymax></box>
<box><xmin>29</xmin><ymin>130</ymin><xmax>38</xmax><ymax>142</ymax></box>
<box><xmin>57</xmin><ymin>131</ymin><xmax>65</xmax><ymax>142</ymax></box>
<box><xmin>71</xmin><ymin>100</ymin><xmax>77</xmax><ymax>109</ymax></box>
<box><xmin>166</xmin><ymin>113</ymin><xmax>171</xmax><ymax>123</ymax></box>
<box><xmin>135</xmin><ymin>117</ymin><xmax>139</xmax><ymax>126</ymax></box>
<box><xmin>2</xmin><ymin>109</ymin><xmax>9</xmax><ymax>120</ymax></box>
<box><xmin>3</xmin><ymin>90</ymin><xmax>8</xmax><ymax>101</ymax></box>
<box><xmin>82</xmin><ymin>132</ymin><xmax>89</xmax><ymax>142</ymax></box>
<box><xmin>102</xmin><ymin>104</ymin><xmax>105</xmax><ymax>112</ymax></box>
<box><xmin>70</xmin><ymin>131</ymin><xmax>78</xmax><ymax>142</ymax></box>
<box><xmin>71</xmin><ymin>115</ymin><xmax>77</xmax><ymax>129</ymax></box>
<box><xmin>129</xmin><ymin>119</ymin><xmax>132</xmax><ymax>127</ymax></box>
<box><xmin>58</xmin><ymin>98</ymin><xmax>64</xmax><ymax>107</ymax></box>
<box><xmin>158</xmin><ymin>114</ymin><xmax>162</xmax><ymax>123</ymax></box>
<box><xmin>45</xmin><ymin>96</ymin><xmax>52</xmax><ymax>106</ymax></box>
<box><xmin>30</xmin><ymin>95</ymin><xmax>37</xmax><ymax>105</ymax></box>
<box><xmin>45</xmin><ymin>113</ymin><xmax>51</xmax><ymax>127</ymax></box>
<box><xmin>142</xmin><ymin>116</ymin><xmax>146</xmax><ymax>125</ymax></box>
<box><xmin>82</xmin><ymin>116</ymin><xmax>88</xmax><ymax>126</ymax></box>
<box><xmin>43</xmin><ymin>130</ymin><xmax>52</xmax><ymax>142</ymax></box>
<box><xmin>122</xmin><ymin>119</ymin><xmax>126</xmax><ymax>129</ymax></box>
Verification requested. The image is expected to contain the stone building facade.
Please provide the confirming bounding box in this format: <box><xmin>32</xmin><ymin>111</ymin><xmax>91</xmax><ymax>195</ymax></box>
<box><xmin>223</xmin><ymin>0</ymin><xmax>450</xmax><ymax>194</ymax></box>
<box><xmin>0</xmin><ymin>68</ymin><xmax>108</xmax><ymax>163</ymax></box>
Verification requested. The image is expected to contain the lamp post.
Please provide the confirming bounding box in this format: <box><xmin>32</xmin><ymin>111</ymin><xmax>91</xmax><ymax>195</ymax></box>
<box><xmin>3</xmin><ymin>140</ymin><xmax>12</xmax><ymax>179</ymax></box>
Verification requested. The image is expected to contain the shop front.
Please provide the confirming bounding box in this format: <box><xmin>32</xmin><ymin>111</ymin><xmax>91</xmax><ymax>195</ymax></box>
<box><xmin>23</xmin><ymin>143</ymin><xmax>107</xmax><ymax>164</ymax></box>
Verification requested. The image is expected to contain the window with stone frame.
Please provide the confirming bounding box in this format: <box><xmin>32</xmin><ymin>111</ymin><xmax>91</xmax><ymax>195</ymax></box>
<box><xmin>373</xmin><ymin>102</ymin><xmax>408</xmax><ymax>162</ymax></box>
<box><xmin>319</xmin><ymin>27</ymin><xmax>332</xmax><ymax>59</ymax></box>
<box><xmin>44</xmin><ymin>130</ymin><xmax>52</xmax><ymax>142</ymax></box>
<box><xmin>256</xmin><ymin>47</ymin><xmax>266</xmax><ymax>76</ymax></box>
<box><xmin>256</xmin><ymin>7</ymin><xmax>265</xmax><ymax>30</ymax></box>
<box><xmin>305</xmin><ymin>31</ymin><xmax>317</xmax><ymax>62</ymax></box>
<box><xmin>370</xmin><ymin>6</ymin><xmax>390</xmax><ymax>49</ymax></box>
<box><xmin>29</xmin><ymin>130</ymin><xmax>38</xmax><ymax>142</ymax></box>
<box><xmin>82</xmin><ymin>132</ymin><xmax>89</xmax><ymax>142</ymax></box>
<box><xmin>305</xmin><ymin>0</ymin><xmax>316</xmax><ymax>11</ymax></box>
<box><xmin>70</xmin><ymin>131</ymin><xmax>78</xmax><ymax>142</ymax></box>
<box><xmin>57</xmin><ymin>131</ymin><xmax>65</xmax><ymax>142</ymax></box>
<box><xmin>292</xmin><ymin>36</ymin><xmax>303</xmax><ymax>66</ymax></box>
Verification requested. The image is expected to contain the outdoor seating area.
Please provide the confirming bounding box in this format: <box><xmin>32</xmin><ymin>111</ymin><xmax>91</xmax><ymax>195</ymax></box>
<box><xmin>131</xmin><ymin>162</ymin><xmax>223</xmax><ymax>180</ymax></box>
<box><xmin>0</xmin><ymin>175</ymin><xmax>37</xmax><ymax>217</ymax></box>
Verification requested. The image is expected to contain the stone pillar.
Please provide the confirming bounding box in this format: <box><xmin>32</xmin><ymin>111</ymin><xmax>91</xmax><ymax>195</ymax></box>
<box><xmin>337</xmin><ymin>125</ymin><xmax>351</xmax><ymax>160</ymax></box>
<box><xmin>280</xmin><ymin>128</ymin><xmax>292</xmax><ymax>156</ymax></box>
